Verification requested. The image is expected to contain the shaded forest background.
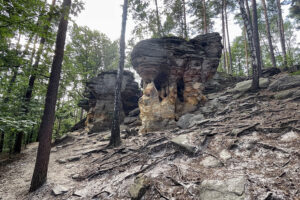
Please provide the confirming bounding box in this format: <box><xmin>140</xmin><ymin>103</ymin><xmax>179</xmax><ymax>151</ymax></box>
<box><xmin>0</xmin><ymin>0</ymin><xmax>299</xmax><ymax>154</ymax></box>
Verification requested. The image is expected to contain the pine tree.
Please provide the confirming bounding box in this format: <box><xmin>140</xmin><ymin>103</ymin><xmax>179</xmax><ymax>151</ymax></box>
<box><xmin>29</xmin><ymin>0</ymin><xmax>71</xmax><ymax>191</ymax></box>
<box><xmin>109</xmin><ymin>0</ymin><xmax>128</xmax><ymax>147</ymax></box>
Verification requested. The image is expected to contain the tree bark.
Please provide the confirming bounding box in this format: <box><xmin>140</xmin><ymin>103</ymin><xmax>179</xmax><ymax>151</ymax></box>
<box><xmin>221</xmin><ymin>0</ymin><xmax>227</xmax><ymax>72</ymax></box>
<box><xmin>154</xmin><ymin>0</ymin><xmax>163</xmax><ymax>37</ymax></box>
<box><xmin>251</xmin><ymin>0</ymin><xmax>262</xmax><ymax>76</ymax></box>
<box><xmin>224</xmin><ymin>0</ymin><xmax>233</xmax><ymax>74</ymax></box>
<box><xmin>243</xmin><ymin>26</ymin><xmax>249</xmax><ymax>77</ymax></box>
<box><xmin>239</xmin><ymin>0</ymin><xmax>259</xmax><ymax>90</ymax></box>
<box><xmin>29</xmin><ymin>0</ymin><xmax>71</xmax><ymax>192</ymax></box>
<box><xmin>276</xmin><ymin>0</ymin><xmax>287</xmax><ymax>68</ymax></box>
<box><xmin>261</xmin><ymin>0</ymin><xmax>276</xmax><ymax>68</ymax></box>
<box><xmin>109</xmin><ymin>0</ymin><xmax>128</xmax><ymax>147</ymax></box>
<box><xmin>0</xmin><ymin>131</ymin><xmax>4</xmax><ymax>153</ymax></box>
<box><xmin>182</xmin><ymin>0</ymin><xmax>188</xmax><ymax>39</ymax></box>
<box><xmin>203</xmin><ymin>0</ymin><xmax>207</xmax><ymax>34</ymax></box>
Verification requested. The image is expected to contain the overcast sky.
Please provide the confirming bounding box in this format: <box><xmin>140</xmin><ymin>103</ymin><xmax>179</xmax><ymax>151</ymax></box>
<box><xmin>74</xmin><ymin>0</ymin><xmax>299</xmax><ymax>44</ymax></box>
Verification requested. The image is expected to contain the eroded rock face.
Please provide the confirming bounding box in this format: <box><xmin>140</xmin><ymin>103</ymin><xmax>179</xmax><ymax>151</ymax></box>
<box><xmin>131</xmin><ymin>33</ymin><xmax>222</xmax><ymax>133</ymax></box>
<box><xmin>79</xmin><ymin>70</ymin><xmax>141</xmax><ymax>133</ymax></box>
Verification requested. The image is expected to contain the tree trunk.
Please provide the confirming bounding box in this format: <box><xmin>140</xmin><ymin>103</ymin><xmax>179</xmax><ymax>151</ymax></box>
<box><xmin>261</xmin><ymin>0</ymin><xmax>276</xmax><ymax>68</ymax></box>
<box><xmin>243</xmin><ymin>26</ymin><xmax>249</xmax><ymax>77</ymax></box>
<box><xmin>251</xmin><ymin>0</ymin><xmax>262</xmax><ymax>76</ymax></box>
<box><xmin>203</xmin><ymin>0</ymin><xmax>207</xmax><ymax>34</ymax></box>
<box><xmin>182</xmin><ymin>0</ymin><xmax>188</xmax><ymax>39</ymax></box>
<box><xmin>29</xmin><ymin>0</ymin><xmax>71</xmax><ymax>192</ymax></box>
<box><xmin>13</xmin><ymin>0</ymin><xmax>57</xmax><ymax>154</ymax></box>
<box><xmin>276</xmin><ymin>0</ymin><xmax>287</xmax><ymax>68</ymax></box>
<box><xmin>239</xmin><ymin>0</ymin><xmax>259</xmax><ymax>90</ymax></box>
<box><xmin>154</xmin><ymin>0</ymin><xmax>162</xmax><ymax>37</ymax></box>
<box><xmin>0</xmin><ymin>131</ymin><xmax>4</xmax><ymax>153</ymax></box>
<box><xmin>221</xmin><ymin>0</ymin><xmax>227</xmax><ymax>72</ymax></box>
<box><xmin>224</xmin><ymin>0</ymin><xmax>233</xmax><ymax>74</ymax></box>
<box><xmin>109</xmin><ymin>0</ymin><xmax>128</xmax><ymax>147</ymax></box>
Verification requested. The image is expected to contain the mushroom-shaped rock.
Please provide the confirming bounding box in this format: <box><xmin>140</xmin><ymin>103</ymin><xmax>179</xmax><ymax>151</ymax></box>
<box><xmin>131</xmin><ymin>33</ymin><xmax>222</xmax><ymax>133</ymax></box>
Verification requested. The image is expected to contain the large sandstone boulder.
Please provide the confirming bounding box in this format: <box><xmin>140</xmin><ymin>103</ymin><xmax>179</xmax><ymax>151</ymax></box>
<box><xmin>79</xmin><ymin>70</ymin><xmax>141</xmax><ymax>133</ymax></box>
<box><xmin>131</xmin><ymin>33</ymin><xmax>223</xmax><ymax>133</ymax></box>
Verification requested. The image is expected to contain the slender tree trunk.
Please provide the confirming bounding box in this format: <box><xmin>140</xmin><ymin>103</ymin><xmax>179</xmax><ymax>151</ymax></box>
<box><xmin>80</xmin><ymin>107</ymin><xmax>84</xmax><ymax>120</ymax></box>
<box><xmin>243</xmin><ymin>26</ymin><xmax>249</xmax><ymax>77</ymax></box>
<box><xmin>203</xmin><ymin>0</ymin><xmax>207</xmax><ymax>34</ymax></box>
<box><xmin>182</xmin><ymin>0</ymin><xmax>188</xmax><ymax>39</ymax></box>
<box><xmin>109</xmin><ymin>0</ymin><xmax>128</xmax><ymax>147</ymax></box>
<box><xmin>224</xmin><ymin>0</ymin><xmax>233</xmax><ymax>74</ymax></box>
<box><xmin>221</xmin><ymin>0</ymin><xmax>227</xmax><ymax>72</ymax></box>
<box><xmin>30</xmin><ymin>0</ymin><xmax>71</xmax><ymax>192</ymax></box>
<box><xmin>261</xmin><ymin>0</ymin><xmax>276</xmax><ymax>68</ymax></box>
<box><xmin>276</xmin><ymin>0</ymin><xmax>287</xmax><ymax>68</ymax></box>
<box><xmin>13</xmin><ymin>0</ymin><xmax>57</xmax><ymax>154</ymax></box>
<box><xmin>154</xmin><ymin>0</ymin><xmax>162</xmax><ymax>37</ymax></box>
<box><xmin>252</xmin><ymin>0</ymin><xmax>262</xmax><ymax>76</ymax></box>
<box><xmin>0</xmin><ymin>131</ymin><xmax>4</xmax><ymax>153</ymax></box>
<box><xmin>239</xmin><ymin>0</ymin><xmax>259</xmax><ymax>90</ymax></box>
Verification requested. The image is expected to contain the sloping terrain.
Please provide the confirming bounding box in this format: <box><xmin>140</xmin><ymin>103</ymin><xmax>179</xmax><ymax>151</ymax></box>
<box><xmin>0</xmin><ymin>73</ymin><xmax>299</xmax><ymax>200</ymax></box>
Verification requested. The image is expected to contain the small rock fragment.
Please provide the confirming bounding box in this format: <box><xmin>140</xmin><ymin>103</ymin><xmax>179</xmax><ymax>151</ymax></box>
<box><xmin>201</xmin><ymin>156</ymin><xmax>222</xmax><ymax>168</ymax></box>
<box><xmin>52</xmin><ymin>185</ymin><xmax>68</xmax><ymax>196</ymax></box>
<box><xmin>129</xmin><ymin>175</ymin><xmax>150</xmax><ymax>200</ymax></box>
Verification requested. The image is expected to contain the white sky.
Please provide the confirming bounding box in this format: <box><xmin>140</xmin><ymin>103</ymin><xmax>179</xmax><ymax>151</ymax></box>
<box><xmin>73</xmin><ymin>0</ymin><xmax>299</xmax><ymax>47</ymax></box>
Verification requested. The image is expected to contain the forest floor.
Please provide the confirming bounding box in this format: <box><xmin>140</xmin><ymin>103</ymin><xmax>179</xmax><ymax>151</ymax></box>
<box><xmin>0</xmin><ymin>72</ymin><xmax>300</xmax><ymax>200</ymax></box>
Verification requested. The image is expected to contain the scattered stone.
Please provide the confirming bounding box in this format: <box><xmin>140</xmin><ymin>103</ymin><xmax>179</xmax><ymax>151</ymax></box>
<box><xmin>52</xmin><ymin>185</ymin><xmax>68</xmax><ymax>196</ymax></box>
<box><xmin>129</xmin><ymin>175</ymin><xmax>150</xmax><ymax>200</ymax></box>
<box><xmin>269</xmin><ymin>74</ymin><xmax>300</xmax><ymax>91</ymax></box>
<box><xmin>261</xmin><ymin>67</ymin><xmax>281</xmax><ymax>77</ymax></box>
<box><xmin>67</xmin><ymin>155</ymin><xmax>81</xmax><ymax>162</ymax></box>
<box><xmin>171</xmin><ymin>132</ymin><xmax>206</xmax><ymax>154</ymax></box>
<box><xmin>56</xmin><ymin>159</ymin><xmax>67</xmax><ymax>164</ymax></box>
<box><xmin>124</xmin><ymin>116</ymin><xmax>137</xmax><ymax>125</ymax></box>
<box><xmin>280</xmin><ymin>131</ymin><xmax>299</xmax><ymax>142</ymax></box>
<box><xmin>72</xmin><ymin>174</ymin><xmax>81</xmax><ymax>180</ymax></box>
<box><xmin>231</xmin><ymin>78</ymin><xmax>269</xmax><ymax>93</ymax></box>
<box><xmin>198</xmin><ymin>176</ymin><xmax>246</xmax><ymax>200</ymax></box>
<box><xmin>200</xmin><ymin>156</ymin><xmax>222</xmax><ymax>168</ymax></box>
<box><xmin>219</xmin><ymin>149</ymin><xmax>232</xmax><ymax>161</ymax></box>
<box><xmin>177</xmin><ymin>114</ymin><xmax>195</xmax><ymax>129</ymax></box>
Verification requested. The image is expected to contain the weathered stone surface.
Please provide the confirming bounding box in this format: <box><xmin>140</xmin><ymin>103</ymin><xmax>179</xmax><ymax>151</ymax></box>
<box><xmin>131</xmin><ymin>33</ymin><xmax>222</xmax><ymax>133</ymax></box>
<box><xmin>198</xmin><ymin>176</ymin><xmax>246</xmax><ymax>200</ymax></box>
<box><xmin>129</xmin><ymin>175</ymin><xmax>150</xmax><ymax>200</ymax></box>
<box><xmin>280</xmin><ymin>131</ymin><xmax>299</xmax><ymax>142</ymax></box>
<box><xmin>231</xmin><ymin>78</ymin><xmax>269</xmax><ymax>93</ymax></box>
<box><xmin>177</xmin><ymin>113</ymin><xmax>205</xmax><ymax>129</ymax></box>
<box><xmin>79</xmin><ymin>70</ymin><xmax>141</xmax><ymax>133</ymax></box>
<box><xmin>201</xmin><ymin>156</ymin><xmax>222</xmax><ymax>168</ymax></box>
<box><xmin>52</xmin><ymin>185</ymin><xmax>68</xmax><ymax>196</ymax></box>
<box><xmin>219</xmin><ymin>149</ymin><xmax>232</xmax><ymax>161</ymax></box>
<box><xmin>261</xmin><ymin>67</ymin><xmax>281</xmax><ymax>77</ymax></box>
<box><xmin>269</xmin><ymin>74</ymin><xmax>300</xmax><ymax>91</ymax></box>
<box><xmin>171</xmin><ymin>132</ymin><xmax>206</xmax><ymax>154</ymax></box>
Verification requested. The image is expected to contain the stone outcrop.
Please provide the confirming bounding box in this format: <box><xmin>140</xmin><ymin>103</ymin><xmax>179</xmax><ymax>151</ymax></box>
<box><xmin>79</xmin><ymin>70</ymin><xmax>141</xmax><ymax>133</ymax></box>
<box><xmin>131</xmin><ymin>33</ymin><xmax>222</xmax><ymax>133</ymax></box>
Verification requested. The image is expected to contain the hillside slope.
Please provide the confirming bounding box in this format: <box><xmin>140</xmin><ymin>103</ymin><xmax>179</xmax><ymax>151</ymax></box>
<box><xmin>0</xmin><ymin>72</ymin><xmax>299</xmax><ymax>200</ymax></box>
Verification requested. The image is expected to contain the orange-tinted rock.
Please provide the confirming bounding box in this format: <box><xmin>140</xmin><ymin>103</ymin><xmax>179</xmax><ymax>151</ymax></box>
<box><xmin>131</xmin><ymin>33</ymin><xmax>222</xmax><ymax>133</ymax></box>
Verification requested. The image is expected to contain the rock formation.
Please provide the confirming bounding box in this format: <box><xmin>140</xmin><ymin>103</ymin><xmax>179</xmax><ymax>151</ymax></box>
<box><xmin>79</xmin><ymin>70</ymin><xmax>141</xmax><ymax>133</ymax></box>
<box><xmin>131</xmin><ymin>33</ymin><xmax>223</xmax><ymax>133</ymax></box>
